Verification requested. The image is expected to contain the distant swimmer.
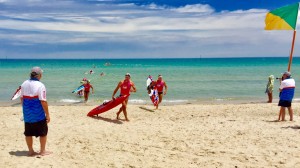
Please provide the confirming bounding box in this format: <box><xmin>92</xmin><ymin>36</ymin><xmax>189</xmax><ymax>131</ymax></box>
<box><xmin>112</xmin><ymin>73</ymin><xmax>136</xmax><ymax>121</ymax></box>
<box><xmin>100</xmin><ymin>72</ymin><xmax>105</xmax><ymax>76</ymax></box>
<box><xmin>83</xmin><ymin>80</ymin><xmax>94</xmax><ymax>103</ymax></box>
<box><xmin>100</xmin><ymin>72</ymin><xmax>105</xmax><ymax>77</ymax></box>
<box><xmin>104</xmin><ymin>62</ymin><xmax>111</xmax><ymax>66</ymax></box>
<box><xmin>152</xmin><ymin>75</ymin><xmax>168</xmax><ymax>109</ymax></box>
<box><xmin>85</xmin><ymin>70</ymin><xmax>94</xmax><ymax>75</ymax></box>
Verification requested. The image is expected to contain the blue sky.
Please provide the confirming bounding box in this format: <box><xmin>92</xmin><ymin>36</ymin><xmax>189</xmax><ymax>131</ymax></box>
<box><xmin>0</xmin><ymin>0</ymin><xmax>299</xmax><ymax>58</ymax></box>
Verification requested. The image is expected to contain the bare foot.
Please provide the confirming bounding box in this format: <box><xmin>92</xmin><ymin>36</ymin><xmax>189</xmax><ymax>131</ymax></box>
<box><xmin>39</xmin><ymin>151</ymin><xmax>52</xmax><ymax>156</ymax></box>
<box><xmin>125</xmin><ymin>119</ymin><xmax>130</xmax><ymax>122</ymax></box>
<box><xmin>27</xmin><ymin>151</ymin><xmax>38</xmax><ymax>157</ymax></box>
<box><xmin>116</xmin><ymin>112</ymin><xmax>121</xmax><ymax>120</ymax></box>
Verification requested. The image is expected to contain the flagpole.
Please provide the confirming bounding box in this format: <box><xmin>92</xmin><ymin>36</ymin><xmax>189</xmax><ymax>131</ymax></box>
<box><xmin>287</xmin><ymin>30</ymin><xmax>297</xmax><ymax>71</ymax></box>
<box><xmin>287</xmin><ymin>2</ymin><xmax>299</xmax><ymax>72</ymax></box>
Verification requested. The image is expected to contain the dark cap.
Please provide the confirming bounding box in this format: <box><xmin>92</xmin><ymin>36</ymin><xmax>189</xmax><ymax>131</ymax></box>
<box><xmin>282</xmin><ymin>71</ymin><xmax>291</xmax><ymax>77</ymax></box>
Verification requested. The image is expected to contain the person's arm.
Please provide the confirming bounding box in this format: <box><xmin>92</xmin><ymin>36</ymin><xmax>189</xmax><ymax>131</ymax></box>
<box><xmin>38</xmin><ymin>84</ymin><xmax>49</xmax><ymax>123</ymax></box>
<box><xmin>41</xmin><ymin>100</ymin><xmax>50</xmax><ymax>123</ymax></box>
<box><xmin>112</xmin><ymin>81</ymin><xmax>121</xmax><ymax>99</ymax></box>
<box><xmin>164</xmin><ymin>82</ymin><xmax>168</xmax><ymax>95</ymax></box>
<box><xmin>279</xmin><ymin>80</ymin><xmax>285</xmax><ymax>92</ymax></box>
<box><xmin>20</xmin><ymin>86</ymin><xmax>23</xmax><ymax>104</ymax></box>
<box><xmin>131</xmin><ymin>82</ymin><xmax>137</xmax><ymax>93</ymax></box>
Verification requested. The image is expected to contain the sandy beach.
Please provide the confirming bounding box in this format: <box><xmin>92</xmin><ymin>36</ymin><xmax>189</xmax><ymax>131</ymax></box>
<box><xmin>1</xmin><ymin>103</ymin><xmax>300</xmax><ymax>168</ymax></box>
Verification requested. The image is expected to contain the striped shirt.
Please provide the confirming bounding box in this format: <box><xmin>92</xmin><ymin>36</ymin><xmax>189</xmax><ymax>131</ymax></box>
<box><xmin>280</xmin><ymin>78</ymin><xmax>295</xmax><ymax>102</ymax></box>
<box><xmin>21</xmin><ymin>78</ymin><xmax>46</xmax><ymax>123</ymax></box>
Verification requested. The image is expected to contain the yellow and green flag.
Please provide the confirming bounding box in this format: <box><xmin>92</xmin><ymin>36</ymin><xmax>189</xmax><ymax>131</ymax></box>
<box><xmin>265</xmin><ymin>3</ymin><xmax>299</xmax><ymax>30</ymax></box>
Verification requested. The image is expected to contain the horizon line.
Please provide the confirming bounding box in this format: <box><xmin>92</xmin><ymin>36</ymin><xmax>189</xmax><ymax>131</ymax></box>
<box><xmin>0</xmin><ymin>56</ymin><xmax>300</xmax><ymax>60</ymax></box>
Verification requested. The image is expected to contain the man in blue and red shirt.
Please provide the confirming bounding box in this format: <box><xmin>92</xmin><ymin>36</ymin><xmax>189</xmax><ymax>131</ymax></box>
<box><xmin>278</xmin><ymin>71</ymin><xmax>295</xmax><ymax>121</ymax></box>
<box><xmin>20</xmin><ymin>67</ymin><xmax>51</xmax><ymax>156</ymax></box>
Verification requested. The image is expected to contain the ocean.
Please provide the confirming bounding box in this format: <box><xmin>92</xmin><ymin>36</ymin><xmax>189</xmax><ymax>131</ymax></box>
<box><xmin>0</xmin><ymin>57</ymin><xmax>300</xmax><ymax>105</ymax></box>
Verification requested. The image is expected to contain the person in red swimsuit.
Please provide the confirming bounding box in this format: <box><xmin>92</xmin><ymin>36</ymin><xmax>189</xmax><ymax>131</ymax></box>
<box><xmin>83</xmin><ymin>80</ymin><xmax>94</xmax><ymax>103</ymax></box>
<box><xmin>112</xmin><ymin>73</ymin><xmax>136</xmax><ymax>121</ymax></box>
<box><xmin>154</xmin><ymin>75</ymin><xmax>168</xmax><ymax>109</ymax></box>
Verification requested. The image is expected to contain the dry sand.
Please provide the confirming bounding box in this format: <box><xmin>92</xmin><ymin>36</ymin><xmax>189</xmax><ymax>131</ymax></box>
<box><xmin>1</xmin><ymin>103</ymin><xmax>300</xmax><ymax>168</ymax></box>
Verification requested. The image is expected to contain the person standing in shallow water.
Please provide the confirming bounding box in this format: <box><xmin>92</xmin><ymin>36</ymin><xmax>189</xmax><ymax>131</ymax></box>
<box><xmin>83</xmin><ymin>80</ymin><xmax>94</xmax><ymax>103</ymax></box>
<box><xmin>20</xmin><ymin>67</ymin><xmax>51</xmax><ymax>156</ymax></box>
<box><xmin>265</xmin><ymin>75</ymin><xmax>274</xmax><ymax>103</ymax></box>
<box><xmin>112</xmin><ymin>73</ymin><xmax>136</xmax><ymax>121</ymax></box>
<box><xmin>277</xmin><ymin>71</ymin><xmax>295</xmax><ymax>121</ymax></box>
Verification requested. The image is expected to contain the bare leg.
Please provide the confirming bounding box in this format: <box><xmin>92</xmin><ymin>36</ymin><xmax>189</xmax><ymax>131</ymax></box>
<box><xmin>39</xmin><ymin>136</ymin><xmax>51</xmax><ymax>156</ymax></box>
<box><xmin>280</xmin><ymin>107</ymin><xmax>286</xmax><ymax>121</ymax></box>
<box><xmin>84</xmin><ymin>92</ymin><xmax>89</xmax><ymax>102</ymax></box>
<box><xmin>116</xmin><ymin>107</ymin><xmax>122</xmax><ymax>120</ymax></box>
<box><xmin>278</xmin><ymin>107</ymin><xmax>283</xmax><ymax>121</ymax></box>
<box><xmin>156</xmin><ymin>94</ymin><xmax>163</xmax><ymax>109</ymax></box>
<box><xmin>25</xmin><ymin>136</ymin><xmax>36</xmax><ymax>156</ymax></box>
<box><xmin>122</xmin><ymin>99</ymin><xmax>129</xmax><ymax>121</ymax></box>
<box><xmin>267</xmin><ymin>92</ymin><xmax>272</xmax><ymax>103</ymax></box>
<box><xmin>288</xmin><ymin>107</ymin><xmax>293</xmax><ymax>121</ymax></box>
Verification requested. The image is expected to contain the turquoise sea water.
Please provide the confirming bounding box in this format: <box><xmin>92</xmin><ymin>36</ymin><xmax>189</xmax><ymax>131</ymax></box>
<box><xmin>0</xmin><ymin>58</ymin><xmax>300</xmax><ymax>105</ymax></box>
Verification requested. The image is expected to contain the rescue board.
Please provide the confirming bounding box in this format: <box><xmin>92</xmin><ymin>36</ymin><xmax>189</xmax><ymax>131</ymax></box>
<box><xmin>87</xmin><ymin>94</ymin><xmax>129</xmax><ymax>116</ymax></box>
<box><xmin>11</xmin><ymin>87</ymin><xmax>21</xmax><ymax>100</ymax></box>
<box><xmin>72</xmin><ymin>85</ymin><xmax>84</xmax><ymax>93</ymax></box>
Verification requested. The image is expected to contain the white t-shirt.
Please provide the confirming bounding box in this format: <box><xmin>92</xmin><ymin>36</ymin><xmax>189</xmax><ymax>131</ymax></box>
<box><xmin>280</xmin><ymin>78</ymin><xmax>295</xmax><ymax>90</ymax></box>
<box><xmin>21</xmin><ymin>79</ymin><xmax>47</xmax><ymax>101</ymax></box>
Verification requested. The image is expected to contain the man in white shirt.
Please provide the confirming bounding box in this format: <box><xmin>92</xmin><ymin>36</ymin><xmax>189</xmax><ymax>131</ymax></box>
<box><xmin>278</xmin><ymin>71</ymin><xmax>295</xmax><ymax>121</ymax></box>
<box><xmin>20</xmin><ymin>67</ymin><xmax>51</xmax><ymax>156</ymax></box>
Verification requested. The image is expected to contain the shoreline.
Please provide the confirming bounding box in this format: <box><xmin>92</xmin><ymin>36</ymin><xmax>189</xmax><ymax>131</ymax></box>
<box><xmin>2</xmin><ymin>97</ymin><xmax>299</xmax><ymax>107</ymax></box>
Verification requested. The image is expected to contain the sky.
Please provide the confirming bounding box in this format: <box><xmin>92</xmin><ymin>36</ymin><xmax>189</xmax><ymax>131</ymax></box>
<box><xmin>0</xmin><ymin>0</ymin><xmax>300</xmax><ymax>59</ymax></box>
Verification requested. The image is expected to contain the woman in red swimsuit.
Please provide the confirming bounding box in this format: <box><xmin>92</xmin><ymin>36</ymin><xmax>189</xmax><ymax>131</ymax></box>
<box><xmin>112</xmin><ymin>73</ymin><xmax>136</xmax><ymax>121</ymax></box>
<box><xmin>83</xmin><ymin>80</ymin><xmax>94</xmax><ymax>103</ymax></box>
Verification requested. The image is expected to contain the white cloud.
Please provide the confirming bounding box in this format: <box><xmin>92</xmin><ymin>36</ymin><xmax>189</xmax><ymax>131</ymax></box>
<box><xmin>171</xmin><ymin>4</ymin><xmax>215</xmax><ymax>13</ymax></box>
<box><xmin>226</xmin><ymin>8</ymin><xmax>268</xmax><ymax>14</ymax></box>
<box><xmin>0</xmin><ymin>0</ymin><xmax>42</xmax><ymax>4</ymax></box>
<box><xmin>0</xmin><ymin>2</ymin><xmax>297</xmax><ymax>58</ymax></box>
<box><xmin>0</xmin><ymin>5</ymin><xmax>267</xmax><ymax>33</ymax></box>
<box><xmin>145</xmin><ymin>3</ymin><xmax>166</xmax><ymax>10</ymax></box>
